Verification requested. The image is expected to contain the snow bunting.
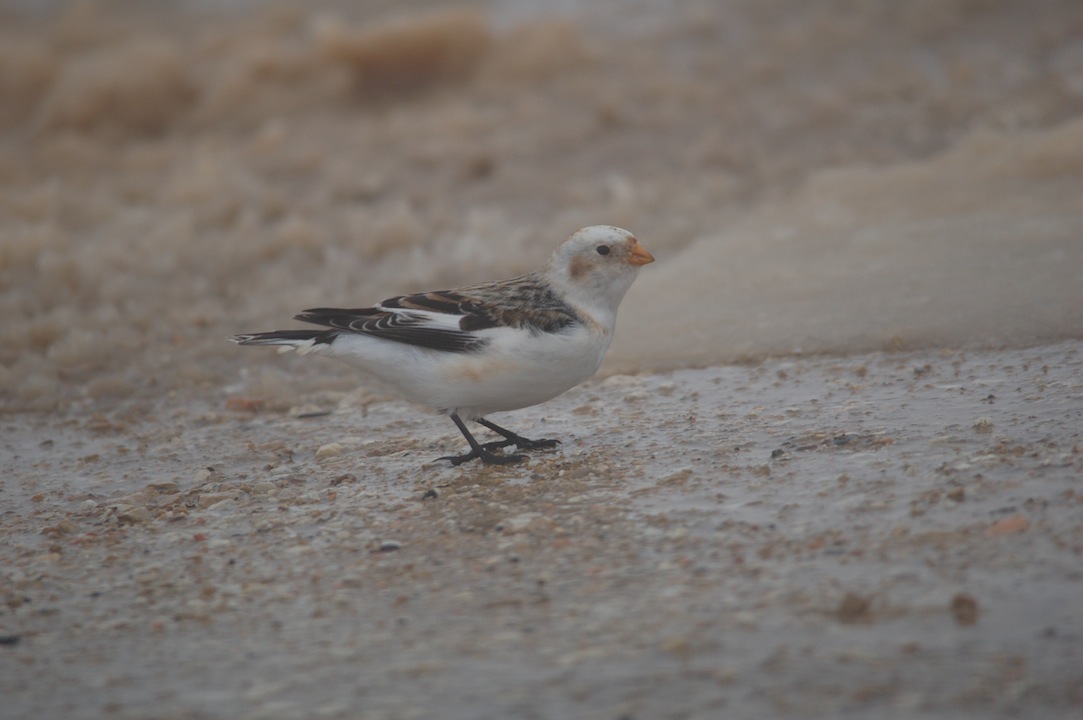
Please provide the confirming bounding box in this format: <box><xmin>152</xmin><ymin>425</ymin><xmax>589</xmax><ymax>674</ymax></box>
<box><xmin>231</xmin><ymin>225</ymin><xmax>654</xmax><ymax>466</ymax></box>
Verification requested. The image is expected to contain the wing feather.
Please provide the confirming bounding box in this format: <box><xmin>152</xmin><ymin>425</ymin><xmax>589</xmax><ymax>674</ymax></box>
<box><xmin>293</xmin><ymin>275</ymin><xmax>582</xmax><ymax>354</ymax></box>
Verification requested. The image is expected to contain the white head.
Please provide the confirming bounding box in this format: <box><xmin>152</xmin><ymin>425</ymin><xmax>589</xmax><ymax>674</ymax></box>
<box><xmin>545</xmin><ymin>226</ymin><xmax>654</xmax><ymax>320</ymax></box>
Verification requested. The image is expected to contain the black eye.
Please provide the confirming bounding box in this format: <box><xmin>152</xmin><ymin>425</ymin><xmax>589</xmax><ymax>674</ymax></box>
<box><xmin>596</xmin><ymin>245</ymin><xmax>611</xmax><ymax>256</ymax></box>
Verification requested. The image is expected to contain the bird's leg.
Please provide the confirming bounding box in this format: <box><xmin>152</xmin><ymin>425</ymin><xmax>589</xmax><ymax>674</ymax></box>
<box><xmin>438</xmin><ymin>413</ymin><xmax>526</xmax><ymax>466</ymax></box>
<box><xmin>475</xmin><ymin>417</ymin><xmax>561</xmax><ymax>452</ymax></box>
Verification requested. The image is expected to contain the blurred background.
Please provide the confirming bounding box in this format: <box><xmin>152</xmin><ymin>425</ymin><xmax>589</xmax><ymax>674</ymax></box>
<box><xmin>2</xmin><ymin>0</ymin><xmax>1082</xmax><ymax>413</ymax></box>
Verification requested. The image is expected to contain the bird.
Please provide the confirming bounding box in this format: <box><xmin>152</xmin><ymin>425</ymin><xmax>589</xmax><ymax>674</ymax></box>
<box><xmin>231</xmin><ymin>225</ymin><xmax>654</xmax><ymax>466</ymax></box>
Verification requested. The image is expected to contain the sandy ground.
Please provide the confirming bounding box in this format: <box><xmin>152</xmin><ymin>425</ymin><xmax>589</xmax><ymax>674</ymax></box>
<box><xmin>3</xmin><ymin>341</ymin><xmax>1081</xmax><ymax>719</ymax></box>
<box><xmin>3</xmin><ymin>2</ymin><xmax>1083</xmax><ymax>718</ymax></box>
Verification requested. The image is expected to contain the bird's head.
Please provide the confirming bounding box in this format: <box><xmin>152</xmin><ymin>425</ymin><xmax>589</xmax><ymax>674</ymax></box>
<box><xmin>546</xmin><ymin>225</ymin><xmax>654</xmax><ymax>315</ymax></box>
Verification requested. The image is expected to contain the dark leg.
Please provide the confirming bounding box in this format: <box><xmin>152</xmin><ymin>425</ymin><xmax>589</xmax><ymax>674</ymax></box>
<box><xmin>475</xmin><ymin>417</ymin><xmax>560</xmax><ymax>452</ymax></box>
<box><xmin>438</xmin><ymin>413</ymin><xmax>526</xmax><ymax>466</ymax></box>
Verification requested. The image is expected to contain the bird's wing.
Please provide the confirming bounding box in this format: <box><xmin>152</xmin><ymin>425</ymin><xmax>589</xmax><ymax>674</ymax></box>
<box><xmin>294</xmin><ymin>295</ymin><xmax>483</xmax><ymax>354</ymax></box>
<box><xmin>294</xmin><ymin>276</ymin><xmax>581</xmax><ymax>354</ymax></box>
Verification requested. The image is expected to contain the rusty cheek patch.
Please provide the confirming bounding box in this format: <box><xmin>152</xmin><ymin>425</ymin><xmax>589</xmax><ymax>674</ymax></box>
<box><xmin>568</xmin><ymin>256</ymin><xmax>593</xmax><ymax>280</ymax></box>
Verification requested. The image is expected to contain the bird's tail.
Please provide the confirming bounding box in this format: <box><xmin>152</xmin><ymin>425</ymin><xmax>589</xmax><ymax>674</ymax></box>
<box><xmin>229</xmin><ymin>329</ymin><xmax>339</xmax><ymax>355</ymax></box>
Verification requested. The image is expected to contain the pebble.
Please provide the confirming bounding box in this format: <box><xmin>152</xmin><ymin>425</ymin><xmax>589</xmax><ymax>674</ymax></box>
<box><xmin>733</xmin><ymin>611</ymin><xmax>760</xmax><ymax>628</ymax></box>
<box><xmin>198</xmin><ymin>492</ymin><xmax>240</xmax><ymax>508</ymax></box>
<box><xmin>225</xmin><ymin>397</ymin><xmax>264</xmax><ymax>412</ymax></box>
<box><xmin>988</xmin><ymin>514</ymin><xmax>1029</xmax><ymax>535</ymax></box>
<box><xmin>117</xmin><ymin>506</ymin><xmax>152</xmax><ymax>524</ymax></box>
<box><xmin>837</xmin><ymin>592</ymin><xmax>871</xmax><ymax>623</ymax></box>
<box><xmin>330</xmin><ymin>473</ymin><xmax>358</xmax><ymax>486</ymax></box>
<box><xmin>600</xmin><ymin>374</ymin><xmax>642</xmax><ymax>388</ymax></box>
<box><xmin>951</xmin><ymin>593</ymin><xmax>980</xmax><ymax>626</ymax></box>
<box><xmin>379</xmin><ymin>540</ymin><xmax>403</xmax><ymax>552</ymax></box>
<box><xmin>496</xmin><ymin>513</ymin><xmax>548</xmax><ymax>534</ymax></box>
<box><xmin>289</xmin><ymin>403</ymin><xmax>328</xmax><ymax>418</ymax></box>
<box><xmin>41</xmin><ymin>519</ymin><xmax>78</xmax><ymax>537</ymax></box>
<box><xmin>116</xmin><ymin>490</ymin><xmax>152</xmax><ymax>507</ymax></box>
<box><xmin>660</xmin><ymin>467</ymin><xmax>694</xmax><ymax>485</ymax></box>
<box><xmin>193</xmin><ymin>467</ymin><xmax>217</xmax><ymax>484</ymax></box>
<box><xmin>316</xmin><ymin>443</ymin><xmax>343</xmax><ymax>461</ymax></box>
<box><xmin>661</xmin><ymin>636</ymin><xmax>690</xmax><ymax>655</ymax></box>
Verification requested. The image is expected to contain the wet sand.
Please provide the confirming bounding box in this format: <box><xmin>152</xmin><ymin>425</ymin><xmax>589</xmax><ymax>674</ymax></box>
<box><xmin>3</xmin><ymin>2</ymin><xmax>1083</xmax><ymax>717</ymax></box>
<box><xmin>3</xmin><ymin>342</ymin><xmax>1081</xmax><ymax>719</ymax></box>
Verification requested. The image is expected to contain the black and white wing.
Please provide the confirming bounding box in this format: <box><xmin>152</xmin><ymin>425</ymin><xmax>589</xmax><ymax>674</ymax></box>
<box><xmin>290</xmin><ymin>274</ymin><xmax>582</xmax><ymax>354</ymax></box>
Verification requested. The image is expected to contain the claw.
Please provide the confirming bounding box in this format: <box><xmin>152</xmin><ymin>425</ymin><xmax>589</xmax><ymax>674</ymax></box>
<box><xmin>516</xmin><ymin>437</ymin><xmax>560</xmax><ymax>451</ymax></box>
<box><xmin>480</xmin><ymin>438</ymin><xmax>515</xmax><ymax>451</ymax></box>
<box><xmin>481</xmin><ymin>437</ymin><xmax>558</xmax><ymax>452</ymax></box>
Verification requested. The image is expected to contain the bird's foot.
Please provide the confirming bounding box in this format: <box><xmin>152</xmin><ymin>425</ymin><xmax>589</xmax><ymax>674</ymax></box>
<box><xmin>480</xmin><ymin>436</ymin><xmax>561</xmax><ymax>452</ymax></box>
<box><xmin>438</xmin><ymin>448</ymin><xmax>526</xmax><ymax>467</ymax></box>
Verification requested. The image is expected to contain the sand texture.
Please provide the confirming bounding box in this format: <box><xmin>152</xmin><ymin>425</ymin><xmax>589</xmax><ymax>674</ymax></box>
<box><xmin>2</xmin><ymin>2</ymin><xmax>1083</xmax><ymax>718</ymax></box>
<box><xmin>4</xmin><ymin>343</ymin><xmax>1083</xmax><ymax>719</ymax></box>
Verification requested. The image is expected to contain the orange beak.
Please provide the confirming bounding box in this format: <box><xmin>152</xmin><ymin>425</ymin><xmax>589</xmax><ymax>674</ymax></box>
<box><xmin>628</xmin><ymin>241</ymin><xmax>655</xmax><ymax>266</ymax></box>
